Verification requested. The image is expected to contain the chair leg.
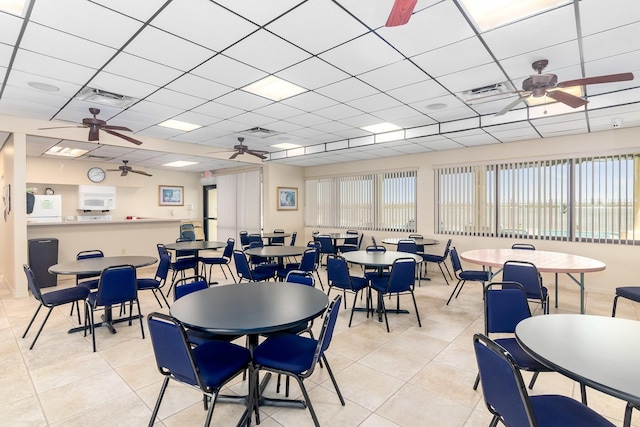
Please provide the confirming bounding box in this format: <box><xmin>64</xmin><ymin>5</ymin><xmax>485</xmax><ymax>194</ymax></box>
<box><xmin>410</xmin><ymin>291</ymin><xmax>421</xmax><ymax>327</ymax></box>
<box><xmin>348</xmin><ymin>290</ymin><xmax>360</xmax><ymax>327</ymax></box>
<box><xmin>148</xmin><ymin>376</ymin><xmax>170</xmax><ymax>427</ymax></box>
<box><xmin>446</xmin><ymin>280</ymin><xmax>464</xmax><ymax>305</ymax></box>
<box><xmin>321</xmin><ymin>354</ymin><xmax>345</xmax><ymax>405</ymax></box>
<box><xmin>489</xmin><ymin>415</ymin><xmax>500</xmax><ymax>427</ymax></box>
<box><xmin>528</xmin><ymin>371</ymin><xmax>540</xmax><ymax>389</ymax></box>
<box><xmin>580</xmin><ymin>383</ymin><xmax>588</xmax><ymax>405</ymax></box>
<box><xmin>155</xmin><ymin>289</ymin><xmax>170</xmax><ymax>309</ymax></box>
<box><xmin>136</xmin><ymin>299</ymin><xmax>145</xmax><ymax>339</ymax></box>
<box><xmin>455</xmin><ymin>280</ymin><xmax>467</xmax><ymax>298</ymax></box>
<box><xmin>74</xmin><ymin>300</ymin><xmax>82</xmax><ymax>325</ymax></box>
<box><xmin>203</xmin><ymin>392</ymin><xmax>217</xmax><ymax>427</ymax></box>
<box><xmin>89</xmin><ymin>303</ymin><xmax>97</xmax><ymax>352</ymax></box>
<box><xmin>378</xmin><ymin>292</ymin><xmax>390</xmax><ymax>333</ymax></box>
<box><xmin>22</xmin><ymin>304</ymin><xmax>43</xmax><ymax>339</ymax></box>
<box><xmin>624</xmin><ymin>402</ymin><xmax>634</xmax><ymax>427</ymax></box>
<box><xmin>24</xmin><ymin>305</ymin><xmax>55</xmax><ymax>350</ymax></box>
<box><xmin>150</xmin><ymin>289</ymin><xmax>163</xmax><ymax>308</ymax></box>
<box><xmin>473</xmin><ymin>372</ymin><xmax>480</xmax><ymax>390</ymax></box>
<box><xmin>437</xmin><ymin>263</ymin><xmax>450</xmax><ymax>286</ymax></box>
<box><xmin>225</xmin><ymin>264</ymin><xmax>236</xmax><ymax>283</ymax></box>
<box><xmin>293</xmin><ymin>376</ymin><xmax>320</xmax><ymax>427</ymax></box>
<box><xmin>612</xmin><ymin>295</ymin><xmax>620</xmax><ymax>317</ymax></box>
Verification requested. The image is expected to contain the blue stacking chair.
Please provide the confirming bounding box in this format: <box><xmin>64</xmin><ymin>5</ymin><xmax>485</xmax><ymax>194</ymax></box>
<box><xmin>363</xmin><ymin>244</ymin><xmax>389</xmax><ymax>280</ymax></box>
<box><xmin>85</xmin><ymin>264</ymin><xmax>144</xmax><ymax>352</ymax></box>
<box><xmin>447</xmin><ymin>246</ymin><xmax>490</xmax><ymax>305</ymax></box>
<box><xmin>252</xmin><ymin>295</ymin><xmax>345</xmax><ymax>427</ymax></box>
<box><xmin>397</xmin><ymin>239</ymin><xmax>421</xmax><ymax>285</ymax></box>
<box><xmin>269</xmin><ymin>229</ymin><xmax>286</xmax><ymax>246</ymax></box>
<box><xmin>503</xmin><ymin>260</ymin><xmax>549</xmax><ymax>314</ymax></box>
<box><xmin>315</xmin><ymin>234</ymin><xmax>336</xmax><ymax>266</ymax></box>
<box><xmin>277</xmin><ymin>247</ymin><xmax>317</xmax><ymax>281</ymax></box>
<box><xmin>147</xmin><ymin>312</ymin><xmax>251</xmax><ymax>426</ymax></box>
<box><xmin>137</xmin><ymin>250</ymin><xmax>171</xmax><ymax>309</ymax></box>
<box><xmin>370</xmin><ymin>257</ymin><xmax>421</xmax><ymax>332</ymax></box>
<box><xmin>421</xmin><ymin>238</ymin><xmax>453</xmax><ymax>286</ymax></box>
<box><xmin>336</xmin><ymin>230</ymin><xmax>362</xmax><ymax>253</ymax></box>
<box><xmin>239</xmin><ymin>230</ymin><xmax>250</xmax><ymax>249</ymax></box>
<box><xmin>22</xmin><ymin>264</ymin><xmax>90</xmax><ymax>350</ymax></box>
<box><xmin>233</xmin><ymin>250</ymin><xmax>276</xmax><ymax>282</ymax></box>
<box><xmin>164</xmin><ymin>238</ymin><xmax>198</xmax><ymax>297</ymax></box>
<box><xmin>326</xmin><ymin>255</ymin><xmax>370</xmax><ymax>326</ymax></box>
<box><xmin>472</xmin><ymin>282</ymin><xmax>550</xmax><ymax>391</ymax></box>
<box><xmin>473</xmin><ymin>333</ymin><xmax>614</xmax><ymax>427</ymax></box>
<box><xmin>199</xmin><ymin>238</ymin><xmax>235</xmax><ymax>283</ymax></box>
<box><xmin>69</xmin><ymin>249</ymin><xmax>104</xmax><ymax>316</ymax></box>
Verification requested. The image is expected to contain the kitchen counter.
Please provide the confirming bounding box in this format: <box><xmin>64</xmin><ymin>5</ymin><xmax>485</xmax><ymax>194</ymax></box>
<box><xmin>27</xmin><ymin>218</ymin><xmax>182</xmax><ymax>226</ymax></box>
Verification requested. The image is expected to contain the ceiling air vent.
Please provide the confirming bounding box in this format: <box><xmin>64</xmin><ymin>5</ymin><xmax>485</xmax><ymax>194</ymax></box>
<box><xmin>75</xmin><ymin>87</ymin><xmax>137</xmax><ymax>108</ymax></box>
<box><xmin>242</xmin><ymin>127</ymin><xmax>279</xmax><ymax>138</ymax></box>
<box><xmin>460</xmin><ymin>83</ymin><xmax>513</xmax><ymax>104</ymax></box>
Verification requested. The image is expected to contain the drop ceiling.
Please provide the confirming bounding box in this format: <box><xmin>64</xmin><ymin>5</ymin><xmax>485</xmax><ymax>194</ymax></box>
<box><xmin>1</xmin><ymin>0</ymin><xmax>639</xmax><ymax>172</ymax></box>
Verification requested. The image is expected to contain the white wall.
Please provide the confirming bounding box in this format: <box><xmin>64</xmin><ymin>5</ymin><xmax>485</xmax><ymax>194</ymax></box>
<box><xmin>262</xmin><ymin>162</ymin><xmax>305</xmax><ymax>243</ymax></box>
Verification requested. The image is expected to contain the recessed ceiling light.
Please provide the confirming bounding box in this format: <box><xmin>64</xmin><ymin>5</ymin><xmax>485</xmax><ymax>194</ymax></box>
<box><xmin>27</xmin><ymin>81</ymin><xmax>60</xmax><ymax>92</ymax></box>
<box><xmin>158</xmin><ymin>119</ymin><xmax>202</xmax><ymax>132</ymax></box>
<box><xmin>526</xmin><ymin>86</ymin><xmax>583</xmax><ymax>106</ymax></box>
<box><xmin>361</xmin><ymin>122</ymin><xmax>402</xmax><ymax>134</ymax></box>
<box><xmin>163</xmin><ymin>161</ymin><xmax>198</xmax><ymax>167</ymax></box>
<box><xmin>460</xmin><ymin>0</ymin><xmax>570</xmax><ymax>31</ymax></box>
<box><xmin>45</xmin><ymin>147</ymin><xmax>88</xmax><ymax>158</ymax></box>
<box><xmin>242</xmin><ymin>76</ymin><xmax>307</xmax><ymax>101</ymax></box>
<box><xmin>0</xmin><ymin>0</ymin><xmax>27</xmax><ymax>16</ymax></box>
<box><xmin>426</xmin><ymin>103</ymin><xmax>447</xmax><ymax>110</ymax></box>
<box><xmin>271</xmin><ymin>142</ymin><xmax>300</xmax><ymax>149</ymax></box>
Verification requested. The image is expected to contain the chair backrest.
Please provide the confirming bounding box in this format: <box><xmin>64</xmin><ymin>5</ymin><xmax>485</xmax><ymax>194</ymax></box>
<box><xmin>484</xmin><ymin>282</ymin><xmax>531</xmax><ymax>335</ymax></box>
<box><xmin>355</xmin><ymin>234</ymin><xmax>364</xmax><ymax>250</ymax></box>
<box><xmin>408</xmin><ymin>234</ymin><xmax>424</xmax><ymax>251</ymax></box>
<box><xmin>248</xmin><ymin>240</ymin><xmax>269</xmax><ymax>265</ymax></box>
<box><xmin>442</xmin><ymin>238</ymin><xmax>453</xmax><ymax>257</ymax></box>
<box><xmin>502</xmin><ymin>260</ymin><xmax>543</xmax><ymax>299</ymax></box>
<box><xmin>449</xmin><ymin>246</ymin><xmax>463</xmax><ymax>274</ymax></box>
<box><xmin>371</xmin><ymin>236</ymin><xmax>378</xmax><ymax>246</ymax></box>
<box><xmin>239</xmin><ymin>231</ymin><xmax>250</xmax><ymax>247</ymax></box>
<box><xmin>386</xmin><ymin>258</ymin><xmax>416</xmax><ymax>293</ymax></box>
<box><xmin>316</xmin><ymin>234</ymin><xmax>335</xmax><ymax>254</ymax></box>
<box><xmin>222</xmin><ymin>238</ymin><xmax>235</xmax><ymax>259</ymax></box>
<box><xmin>148</xmin><ymin>312</ymin><xmax>201</xmax><ymax>387</ymax></box>
<box><xmin>248</xmin><ymin>233</ymin><xmax>262</xmax><ymax>244</ymax></box>
<box><xmin>233</xmin><ymin>250</ymin><xmax>253</xmax><ymax>280</ymax></box>
<box><xmin>175</xmin><ymin>237</ymin><xmax>196</xmax><ymax>258</ymax></box>
<box><xmin>173</xmin><ymin>275</ymin><xmax>208</xmax><ymax>301</ymax></box>
<box><xmin>94</xmin><ymin>265</ymin><xmax>137</xmax><ymax>307</ymax></box>
<box><xmin>298</xmin><ymin>248</ymin><xmax>318</xmax><ymax>273</ymax></box>
<box><xmin>289</xmin><ymin>231</ymin><xmax>297</xmax><ymax>246</ymax></box>
<box><xmin>155</xmin><ymin>250</ymin><xmax>172</xmax><ymax>282</ymax></box>
<box><xmin>326</xmin><ymin>255</ymin><xmax>351</xmax><ymax>289</ymax></box>
<box><xmin>397</xmin><ymin>239</ymin><xmax>417</xmax><ymax>254</ymax></box>
<box><xmin>180</xmin><ymin>223</ymin><xmax>196</xmax><ymax>241</ymax></box>
<box><xmin>343</xmin><ymin>230</ymin><xmax>358</xmax><ymax>245</ymax></box>
<box><xmin>76</xmin><ymin>249</ymin><xmax>104</xmax><ymax>281</ymax></box>
<box><xmin>311</xmin><ymin>295</ymin><xmax>342</xmax><ymax>370</ymax></box>
<box><xmin>271</xmin><ymin>229</ymin><xmax>285</xmax><ymax>245</ymax></box>
<box><xmin>284</xmin><ymin>270</ymin><xmax>315</xmax><ymax>287</ymax></box>
<box><xmin>23</xmin><ymin>264</ymin><xmax>43</xmax><ymax>302</ymax></box>
<box><xmin>365</xmin><ymin>245</ymin><xmax>386</xmax><ymax>253</ymax></box>
<box><xmin>307</xmin><ymin>241</ymin><xmax>322</xmax><ymax>269</ymax></box>
<box><xmin>512</xmin><ymin>243</ymin><xmax>536</xmax><ymax>250</ymax></box>
<box><xmin>473</xmin><ymin>333</ymin><xmax>536</xmax><ymax>426</ymax></box>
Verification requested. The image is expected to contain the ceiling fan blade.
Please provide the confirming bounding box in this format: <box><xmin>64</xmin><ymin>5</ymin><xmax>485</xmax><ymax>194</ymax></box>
<box><xmin>103</xmin><ymin>124</ymin><xmax>133</xmax><ymax>132</ymax></box>
<box><xmin>88</xmin><ymin>126</ymin><xmax>100</xmax><ymax>141</ymax></box>
<box><xmin>38</xmin><ymin>125</ymin><xmax>84</xmax><ymax>130</ymax></box>
<box><xmin>546</xmin><ymin>90</ymin><xmax>588</xmax><ymax>108</ymax></box>
<box><xmin>129</xmin><ymin>169</ymin><xmax>153</xmax><ymax>177</ymax></box>
<box><xmin>103</xmin><ymin>129</ymin><xmax>143</xmax><ymax>145</ymax></box>
<box><xmin>106</xmin><ymin>169</ymin><xmax>120</xmax><ymax>172</ymax></box>
<box><xmin>495</xmin><ymin>96</ymin><xmax>529</xmax><ymax>116</ymax></box>
<box><xmin>247</xmin><ymin>151</ymin><xmax>267</xmax><ymax>160</ymax></box>
<box><xmin>229</xmin><ymin>152</ymin><xmax>240</xmax><ymax>160</ymax></box>
<box><xmin>557</xmin><ymin>72</ymin><xmax>634</xmax><ymax>88</ymax></box>
<box><xmin>385</xmin><ymin>0</ymin><xmax>418</xmax><ymax>27</ymax></box>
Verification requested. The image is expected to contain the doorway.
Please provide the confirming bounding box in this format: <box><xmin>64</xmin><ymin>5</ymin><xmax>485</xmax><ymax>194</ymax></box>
<box><xmin>203</xmin><ymin>185</ymin><xmax>217</xmax><ymax>241</ymax></box>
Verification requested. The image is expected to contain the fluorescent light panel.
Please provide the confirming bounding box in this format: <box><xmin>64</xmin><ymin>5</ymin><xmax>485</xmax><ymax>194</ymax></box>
<box><xmin>163</xmin><ymin>161</ymin><xmax>198</xmax><ymax>167</ymax></box>
<box><xmin>45</xmin><ymin>147</ymin><xmax>88</xmax><ymax>158</ymax></box>
<box><xmin>526</xmin><ymin>86</ymin><xmax>583</xmax><ymax>106</ymax></box>
<box><xmin>0</xmin><ymin>0</ymin><xmax>27</xmax><ymax>16</ymax></box>
<box><xmin>361</xmin><ymin>122</ymin><xmax>402</xmax><ymax>134</ymax></box>
<box><xmin>158</xmin><ymin>119</ymin><xmax>202</xmax><ymax>132</ymax></box>
<box><xmin>242</xmin><ymin>76</ymin><xmax>306</xmax><ymax>101</ymax></box>
<box><xmin>271</xmin><ymin>142</ymin><xmax>300</xmax><ymax>149</ymax></box>
<box><xmin>460</xmin><ymin>0</ymin><xmax>570</xmax><ymax>31</ymax></box>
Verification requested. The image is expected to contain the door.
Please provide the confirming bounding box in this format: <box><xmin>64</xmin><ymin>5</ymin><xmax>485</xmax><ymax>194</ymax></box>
<box><xmin>203</xmin><ymin>185</ymin><xmax>217</xmax><ymax>241</ymax></box>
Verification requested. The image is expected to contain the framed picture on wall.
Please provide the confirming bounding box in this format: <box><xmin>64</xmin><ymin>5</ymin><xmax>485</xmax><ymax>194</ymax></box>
<box><xmin>158</xmin><ymin>185</ymin><xmax>184</xmax><ymax>206</ymax></box>
<box><xmin>277</xmin><ymin>187</ymin><xmax>297</xmax><ymax>211</ymax></box>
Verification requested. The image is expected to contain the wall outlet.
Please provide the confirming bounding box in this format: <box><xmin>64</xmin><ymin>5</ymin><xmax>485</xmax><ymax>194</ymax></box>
<box><xmin>186</xmin><ymin>204</ymin><xmax>193</xmax><ymax>210</ymax></box>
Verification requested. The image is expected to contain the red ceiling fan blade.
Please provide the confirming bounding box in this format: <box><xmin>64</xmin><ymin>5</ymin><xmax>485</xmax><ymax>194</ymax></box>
<box><xmin>546</xmin><ymin>90</ymin><xmax>588</xmax><ymax>108</ymax></box>
<box><xmin>103</xmin><ymin>129</ymin><xmax>143</xmax><ymax>145</ymax></box>
<box><xmin>385</xmin><ymin>0</ymin><xmax>418</xmax><ymax>27</ymax></box>
<box><xmin>557</xmin><ymin>72</ymin><xmax>634</xmax><ymax>88</ymax></box>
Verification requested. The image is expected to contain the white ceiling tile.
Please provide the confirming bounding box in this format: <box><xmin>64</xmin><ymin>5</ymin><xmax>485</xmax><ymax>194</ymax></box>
<box><xmin>316</xmin><ymin>78</ymin><xmax>378</xmax><ymax>102</ymax></box>
<box><xmin>0</xmin><ymin>99</ymin><xmax>65</xmax><ymax>119</ymax></box>
<box><xmin>582</xmin><ymin>22</ymin><xmax>640</xmax><ymax>62</ymax></box>
<box><xmin>252</xmin><ymin>103</ymin><xmax>304</xmax><ymax>120</ymax></box>
<box><xmin>225</xmin><ymin>30</ymin><xmax>310</xmax><ymax>73</ymax></box>
<box><xmin>587</xmin><ymin>88</ymin><xmax>640</xmax><ymax>110</ymax></box>
<box><xmin>373</xmin><ymin>105</ymin><xmax>423</xmax><ymax>122</ymax></box>
<box><xmin>111</xmin><ymin>109</ymin><xmax>162</xmax><ymax>125</ymax></box>
<box><xmin>129</xmin><ymin>100</ymin><xmax>183</xmax><ymax>120</ymax></box>
<box><xmin>482</xmin><ymin>5</ymin><xmax>577</xmax><ymax>60</ymax></box>
<box><xmin>191</xmin><ymin>54</ymin><xmax>268</xmax><ymax>89</ymax></box>
<box><xmin>30</xmin><ymin>0</ymin><xmax>141</xmax><ymax>48</ymax></box>
<box><xmin>285</xmin><ymin>113</ymin><xmax>331</xmax><ymax>127</ymax></box>
<box><xmin>263</xmin><ymin>120</ymin><xmax>303</xmax><ymax>133</ymax></box>
<box><xmin>416</xmin><ymin>136</ymin><xmax>464</xmax><ymax>150</ymax></box>
<box><xmin>346</xmin><ymin>93</ymin><xmax>403</xmax><ymax>112</ymax></box>
<box><xmin>0</xmin><ymin>12</ymin><xmax>22</xmax><ymax>45</ymax></box>
<box><xmin>2</xmin><ymin>85</ymin><xmax>69</xmax><ymax>108</ymax></box>
<box><xmin>394</xmin><ymin>114</ymin><xmax>437</xmax><ymax>128</ymax></box>
<box><xmin>579</xmin><ymin>0</ymin><xmax>640</xmax><ymax>36</ymax></box>
<box><xmin>170</xmin><ymin>126</ymin><xmax>230</xmax><ymax>143</ymax></box>
<box><xmin>314</xmin><ymin>104</ymin><xmax>362</xmax><ymax>121</ymax></box>
<box><xmin>584</xmin><ymin>51</ymin><xmax>640</xmax><ymax>85</ymax></box>
<box><xmin>166</xmin><ymin>74</ymin><xmax>233</xmax><ymax>100</ymax></box>
<box><xmin>151</xmin><ymin>0</ymin><xmax>258</xmax><ymax>51</ymax></box>
<box><xmin>311</xmin><ymin>121</ymin><xmax>354</xmax><ymax>134</ymax></box>
<box><xmin>137</xmin><ymin>126</ymin><xmax>185</xmax><ymax>139</ymax></box>
<box><xmin>339</xmin><ymin>113</ymin><xmax>385</xmax><ymax>128</ymax></box>
<box><xmin>12</xmin><ymin>49</ymin><xmax>96</xmax><ymax>86</ymax></box>
<box><xmin>89</xmin><ymin>71</ymin><xmax>158</xmax><ymax>99</ymax></box>
<box><xmin>5</xmin><ymin>69</ymin><xmax>82</xmax><ymax>98</ymax></box>
<box><xmin>267</xmin><ymin>0</ymin><xmax>368</xmax><ymax>54</ymax></box>
<box><xmin>227</xmin><ymin>112</ymin><xmax>275</xmax><ymax>127</ymax></box>
<box><xmin>498</xmin><ymin>41</ymin><xmax>581</xmax><ymax>83</ymax></box>
<box><xmin>145</xmin><ymin>89</ymin><xmax>205</xmax><ymax>110</ymax></box>
<box><xmin>424</xmin><ymin>105</ymin><xmax>477</xmax><ymax>122</ymax></box>
<box><xmin>387</xmin><ymin>79</ymin><xmax>449</xmax><ymax>104</ymax></box>
<box><xmin>90</xmin><ymin>0</ymin><xmax>168</xmax><ymax>21</ymax></box>
<box><xmin>280</xmin><ymin>91</ymin><xmax>338</xmax><ymax>111</ymax></box>
<box><xmin>377</xmin><ymin>1</ymin><xmax>474</xmax><ymax>57</ymax></box>
<box><xmin>437</xmin><ymin>62</ymin><xmax>507</xmax><ymax>94</ymax></box>
<box><xmin>215</xmin><ymin>90</ymin><xmax>273</xmax><ymax>111</ymax></box>
<box><xmin>124</xmin><ymin>26</ymin><xmax>214</xmax><ymax>72</ymax></box>
<box><xmin>214</xmin><ymin>0</ymin><xmax>304</xmax><ymax>26</ymax></box>
<box><xmin>19</xmin><ymin>23</ymin><xmax>117</xmax><ymax>69</ymax></box>
<box><xmin>0</xmin><ymin>44</ymin><xmax>12</xmax><ymax>68</ymax></box>
<box><xmin>358</xmin><ymin>59</ymin><xmax>430</xmax><ymax>91</ymax></box>
<box><xmin>411</xmin><ymin>37</ymin><xmax>494</xmax><ymax>78</ymax></box>
<box><xmin>103</xmin><ymin>52</ymin><xmax>183</xmax><ymax>87</ymax></box>
<box><xmin>319</xmin><ymin>33</ymin><xmax>404</xmax><ymax>76</ymax></box>
<box><xmin>276</xmin><ymin>57</ymin><xmax>349</xmax><ymax>90</ymax></box>
<box><xmin>192</xmin><ymin>101</ymin><xmax>244</xmax><ymax>120</ymax></box>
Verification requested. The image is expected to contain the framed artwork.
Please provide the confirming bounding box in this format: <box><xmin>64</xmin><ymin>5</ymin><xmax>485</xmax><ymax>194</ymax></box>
<box><xmin>158</xmin><ymin>185</ymin><xmax>184</xmax><ymax>206</ymax></box>
<box><xmin>277</xmin><ymin>187</ymin><xmax>297</xmax><ymax>211</ymax></box>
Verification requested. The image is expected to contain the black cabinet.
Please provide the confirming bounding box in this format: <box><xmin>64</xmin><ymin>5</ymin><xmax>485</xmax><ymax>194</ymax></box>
<box><xmin>28</xmin><ymin>238</ymin><xmax>58</xmax><ymax>288</ymax></box>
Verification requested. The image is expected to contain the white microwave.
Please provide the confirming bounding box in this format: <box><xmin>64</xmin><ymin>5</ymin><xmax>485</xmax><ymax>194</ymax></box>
<box><xmin>78</xmin><ymin>185</ymin><xmax>116</xmax><ymax>210</ymax></box>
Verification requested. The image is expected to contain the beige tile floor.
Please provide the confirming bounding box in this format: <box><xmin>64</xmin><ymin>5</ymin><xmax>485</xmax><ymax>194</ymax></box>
<box><xmin>2</xmin><ymin>261</ymin><xmax>640</xmax><ymax>427</ymax></box>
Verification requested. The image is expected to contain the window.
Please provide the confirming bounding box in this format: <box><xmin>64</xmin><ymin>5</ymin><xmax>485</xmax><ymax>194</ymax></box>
<box><xmin>436</xmin><ymin>154</ymin><xmax>639</xmax><ymax>244</ymax></box>
<box><xmin>306</xmin><ymin>170</ymin><xmax>416</xmax><ymax>231</ymax></box>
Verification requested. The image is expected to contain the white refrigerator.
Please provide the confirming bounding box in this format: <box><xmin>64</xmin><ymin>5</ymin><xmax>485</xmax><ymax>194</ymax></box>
<box><xmin>28</xmin><ymin>195</ymin><xmax>62</xmax><ymax>223</ymax></box>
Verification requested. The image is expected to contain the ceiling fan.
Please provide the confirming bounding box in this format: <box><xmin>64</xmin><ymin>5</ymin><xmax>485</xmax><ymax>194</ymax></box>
<box><xmin>495</xmin><ymin>60</ymin><xmax>634</xmax><ymax>116</ymax></box>
<box><xmin>385</xmin><ymin>0</ymin><xmax>418</xmax><ymax>27</ymax></box>
<box><xmin>39</xmin><ymin>107</ymin><xmax>143</xmax><ymax>145</ymax></box>
<box><xmin>210</xmin><ymin>137</ymin><xmax>269</xmax><ymax>160</ymax></box>
<box><xmin>107</xmin><ymin>160</ymin><xmax>152</xmax><ymax>177</ymax></box>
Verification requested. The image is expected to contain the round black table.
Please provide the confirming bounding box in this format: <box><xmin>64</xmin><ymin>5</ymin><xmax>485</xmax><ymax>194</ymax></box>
<box><xmin>381</xmin><ymin>237</ymin><xmax>440</xmax><ymax>246</ymax></box>
<box><xmin>516</xmin><ymin>314</ymin><xmax>640</xmax><ymax>426</ymax></box>
<box><xmin>164</xmin><ymin>240</ymin><xmax>226</xmax><ymax>252</ymax></box>
<box><xmin>49</xmin><ymin>255</ymin><xmax>157</xmax><ymax>333</ymax></box>
<box><xmin>244</xmin><ymin>245</ymin><xmax>308</xmax><ymax>266</ymax></box>
<box><xmin>171</xmin><ymin>282</ymin><xmax>328</xmax><ymax>422</ymax></box>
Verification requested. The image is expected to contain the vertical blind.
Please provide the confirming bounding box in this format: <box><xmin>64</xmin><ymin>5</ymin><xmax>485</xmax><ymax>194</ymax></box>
<box><xmin>306</xmin><ymin>170</ymin><xmax>417</xmax><ymax>231</ymax></box>
<box><xmin>213</xmin><ymin>169</ymin><xmax>261</xmax><ymax>241</ymax></box>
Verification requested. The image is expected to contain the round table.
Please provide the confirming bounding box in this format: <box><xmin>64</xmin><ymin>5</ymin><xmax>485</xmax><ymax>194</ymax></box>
<box><xmin>460</xmin><ymin>249</ymin><xmax>606</xmax><ymax>313</ymax></box>
<box><xmin>516</xmin><ymin>314</ymin><xmax>640</xmax><ymax>425</ymax></box>
<box><xmin>244</xmin><ymin>245</ymin><xmax>308</xmax><ymax>266</ymax></box>
<box><xmin>164</xmin><ymin>240</ymin><xmax>226</xmax><ymax>252</ymax></box>
<box><xmin>381</xmin><ymin>237</ymin><xmax>440</xmax><ymax>246</ymax></box>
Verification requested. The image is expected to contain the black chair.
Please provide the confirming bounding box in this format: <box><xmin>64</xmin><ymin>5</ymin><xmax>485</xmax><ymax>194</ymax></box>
<box><xmin>164</xmin><ymin>238</ymin><xmax>198</xmax><ymax>297</ymax></box>
<box><xmin>473</xmin><ymin>333</ymin><xmax>614</xmax><ymax>427</ymax></box>
<box><xmin>269</xmin><ymin>228</ymin><xmax>286</xmax><ymax>246</ymax></box>
<box><xmin>70</xmin><ymin>249</ymin><xmax>104</xmax><ymax>316</ymax></box>
<box><xmin>199</xmin><ymin>238</ymin><xmax>235</xmax><ymax>283</ymax></box>
<box><xmin>397</xmin><ymin>239</ymin><xmax>421</xmax><ymax>285</ymax></box>
<box><xmin>612</xmin><ymin>286</ymin><xmax>640</xmax><ymax>317</ymax></box>
<box><xmin>472</xmin><ymin>282</ymin><xmax>550</xmax><ymax>391</ymax></box>
<box><xmin>370</xmin><ymin>257</ymin><xmax>421</xmax><ymax>332</ymax></box>
<box><xmin>408</xmin><ymin>233</ymin><xmax>425</xmax><ymax>254</ymax></box>
<box><xmin>326</xmin><ymin>255</ymin><xmax>370</xmax><ymax>326</ymax></box>
<box><xmin>253</xmin><ymin>295</ymin><xmax>345</xmax><ymax>427</ymax></box>
<box><xmin>22</xmin><ymin>264</ymin><xmax>90</xmax><ymax>350</ymax></box>
<box><xmin>503</xmin><ymin>260</ymin><xmax>549</xmax><ymax>314</ymax></box>
<box><xmin>147</xmin><ymin>312</ymin><xmax>251</xmax><ymax>427</ymax></box>
<box><xmin>137</xmin><ymin>249</ymin><xmax>171</xmax><ymax>309</ymax></box>
<box><xmin>447</xmin><ymin>246</ymin><xmax>490</xmax><ymax>305</ymax></box>
<box><xmin>363</xmin><ymin>244</ymin><xmax>389</xmax><ymax>280</ymax></box>
<box><xmin>315</xmin><ymin>234</ymin><xmax>336</xmax><ymax>265</ymax></box>
<box><xmin>247</xmin><ymin>240</ymin><xmax>279</xmax><ymax>273</ymax></box>
<box><xmin>421</xmin><ymin>238</ymin><xmax>453</xmax><ymax>286</ymax></box>
<box><xmin>232</xmin><ymin>250</ymin><xmax>276</xmax><ymax>282</ymax></box>
<box><xmin>85</xmin><ymin>264</ymin><xmax>144</xmax><ymax>352</ymax></box>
